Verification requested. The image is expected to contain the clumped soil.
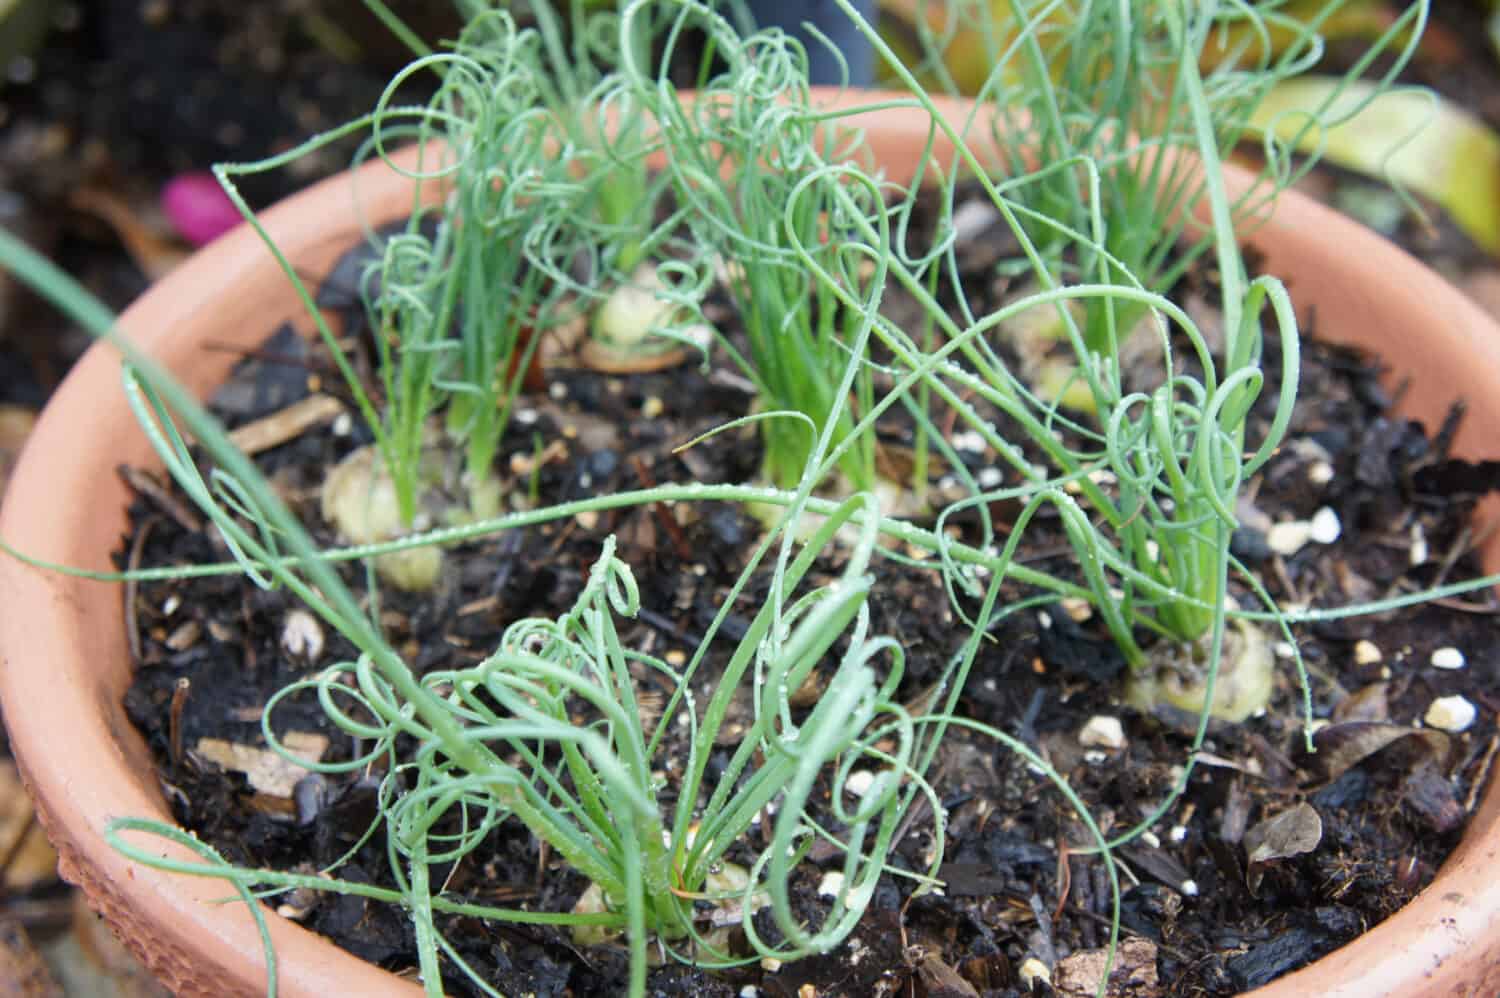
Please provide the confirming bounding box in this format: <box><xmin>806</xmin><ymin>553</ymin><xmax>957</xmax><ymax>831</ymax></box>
<box><xmin>115</xmin><ymin>213</ymin><xmax>1500</xmax><ymax>997</ymax></box>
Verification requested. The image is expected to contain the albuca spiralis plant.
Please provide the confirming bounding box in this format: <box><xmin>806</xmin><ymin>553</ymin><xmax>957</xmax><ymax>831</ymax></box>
<box><xmin>886</xmin><ymin>0</ymin><xmax>1430</xmax><ymax>359</ymax></box>
<box><xmin>802</xmin><ymin>0</ymin><xmax>1433</xmax><ymax>722</ymax></box>
<box><xmin>4</xmin><ymin>0</ymin><xmax>1492</xmax><ymax>994</ymax></box>
<box><xmin>626</xmin><ymin>7</ymin><xmax>890</xmax><ymax>496</ymax></box>
<box><xmin>211</xmin><ymin>1</ymin><xmax>687</xmax><ymax>591</ymax></box>
<box><xmin>0</xmin><ymin>228</ymin><xmax>1119</xmax><ymax>997</ymax></box>
<box><xmin>0</xmin><ymin>6</ymin><xmax>1123</xmax><ymax>996</ymax></box>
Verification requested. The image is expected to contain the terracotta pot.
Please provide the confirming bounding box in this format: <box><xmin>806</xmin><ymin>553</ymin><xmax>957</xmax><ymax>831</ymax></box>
<box><xmin>3</xmin><ymin>92</ymin><xmax>1499</xmax><ymax>997</ymax></box>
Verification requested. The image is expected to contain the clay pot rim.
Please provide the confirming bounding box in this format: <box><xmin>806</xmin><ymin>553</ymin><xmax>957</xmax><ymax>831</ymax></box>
<box><xmin>3</xmin><ymin>90</ymin><xmax>1500</xmax><ymax>997</ymax></box>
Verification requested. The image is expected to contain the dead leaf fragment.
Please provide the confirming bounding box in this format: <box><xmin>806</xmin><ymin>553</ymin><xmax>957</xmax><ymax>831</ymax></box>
<box><xmin>0</xmin><ymin>761</ymin><xmax>57</xmax><ymax>891</ymax></box>
<box><xmin>1245</xmin><ymin>803</ymin><xmax>1323</xmax><ymax>867</ymax></box>
<box><xmin>0</xmin><ymin>405</ymin><xmax>36</xmax><ymax>499</ymax></box>
<box><xmin>915</xmin><ymin>953</ymin><xmax>980</xmax><ymax>998</ymax></box>
<box><xmin>192</xmin><ymin>732</ymin><xmax>328</xmax><ymax>798</ymax></box>
<box><xmin>1308</xmin><ymin>721</ymin><xmax>1450</xmax><ymax>784</ymax></box>
<box><xmin>0</xmin><ymin>918</ymin><xmax>61</xmax><ymax>997</ymax></box>
<box><xmin>1054</xmin><ymin>936</ymin><xmax>1160</xmax><ymax>997</ymax></box>
<box><xmin>1244</xmin><ymin>802</ymin><xmax>1323</xmax><ymax>895</ymax></box>
<box><xmin>1332</xmin><ymin>682</ymin><xmax>1390</xmax><ymax>725</ymax></box>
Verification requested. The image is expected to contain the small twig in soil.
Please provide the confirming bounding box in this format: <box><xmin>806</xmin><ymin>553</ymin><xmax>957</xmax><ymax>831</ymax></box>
<box><xmin>1429</xmin><ymin>524</ymin><xmax>1473</xmax><ymax>592</ymax></box>
<box><xmin>544</xmin><ymin>519</ymin><xmax>578</xmax><ymax>558</ymax></box>
<box><xmin>636</xmin><ymin>607</ymin><xmax>700</xmax><ymax>648</ymax></box>
<box><xmin>1465</xmin><ymin>733</ymin><xmax>1500</xmax><ymax>814</ymax></box>
<box><xmin>239</xmin><ymin>589</ymin><xmax>259</xmax><ymax>672</ymax></box>
<box><xmin>1430</xmin><ymin>401</ymin><xmax>1466</xmax><ymax>463</ymax></box>
<box><xmin>116</xmin><ymin>464</ymin><xmax>201</xmax><ymax>534</ymax></box>
<box><xmin>168</xmin><ymin>678</ymin><xmax>190</xmax><ymax>769</ymax></box>
<box><xmin>632</xmin><ymin>456</ymin><xmax>693</xmax><ymax>560</ymax></box>
<box><xmin>123</xmin><ymin>515</ymin><xmax>159</xmax><ymax>664</ymax></box>
<box><xmin>938</xmin><ymin>387</ymin><xmax>976</xmax><ymax>441</ymax></box>
<box><xmin>534</xmin><ymin>839</ymin><xmax>550</xmax><ymax>898</ymax></box>
<box><xmin>1269</xmin><ymin>553</ymin><xmax>1302</xmax><ymax>606</ymax></box>
<box><xmin>1420</xmin><ymin>595</ymin><xmax>1500</xmax><ymax>615</ymax></box>
<box><xmin>1057</xmin><ymin>898</ymin><xmax>1195</xmax><ymax>963</ymax></box>
<box><xmin>225</xmin><ymin>394</ymin><xmax>344</xmax><ymax>456</ymax></box>
<box><xmin>888</xmin><ymin>757</ymin><xmax>949</xmax><ymax>857</ymax></box>
<box><xmin>1053</xmin><ymin>840</ymin><xmax>1072</xmax><ymax>924</ymax></box>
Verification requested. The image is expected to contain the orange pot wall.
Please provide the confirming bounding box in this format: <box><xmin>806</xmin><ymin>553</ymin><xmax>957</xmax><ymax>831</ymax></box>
<box><xmin>2</xmin><ymin>92</ymin><xmax>1499</xmax><ymax>997</ymax></box>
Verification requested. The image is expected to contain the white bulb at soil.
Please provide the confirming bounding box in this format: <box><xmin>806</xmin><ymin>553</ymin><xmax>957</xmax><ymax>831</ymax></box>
<box><xmin>590</xmin><ymin>263</ymin><xmax>708</xmax><ymax>363</ymax></box>
<box><xmin>319</xmin><ymin>445</ymin><xmax>442</xmax><ymax>592</ymax></box>
<box><xmin>1125</xmin><ymin>618</ymin><xmax>1275</xmax><ymax>723</ymax></box>
<box><xmin>1424</xmin><ymin>695</ymin><xmax>1478</xmax><ymax>733</ymax></box>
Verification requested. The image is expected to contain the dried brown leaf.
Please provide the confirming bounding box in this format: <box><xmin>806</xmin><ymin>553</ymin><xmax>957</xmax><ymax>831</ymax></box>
<box><xmin>1245</xmin><ymin>803</ymin><xmax>1324</xmax><ymax>866</ymax></box>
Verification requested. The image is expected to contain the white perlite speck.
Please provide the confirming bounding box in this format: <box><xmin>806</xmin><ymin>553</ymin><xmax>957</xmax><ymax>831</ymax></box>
<box><xmin>951</xmin><ymin>430</ymin><xmax>987</xmax><ymax>454</ymax></box>
<box><xmin>1410</xmin><ymin>523</ymin><xmax>1429</xmax><ymax>566</ymax></box>
<box><xmin>1019</xmin><ymin>958</ymin><xmax>1051</xmax><ymax>989</ymax></box>
<box><xmin>1307</xmin><ymin>460</ymin><xmax>1335</xmax><ymax>485</ymax></box>
<box><xmin>1353</xmin><ymin>639</ymin><xmax>1383</xmax><ymax>666</ymax></box>
<box><xmin>816</xmin><ymin>871</ymin><xmax>847</xmax><ymax>900</ymax></box>
<box><xmin>1060</xmin><ymin>596</ymin><xmax>1093</xmax><ymax>623</ymax></box>
<box><xmin>281</xmin><ymin>609</ymin><xmax>324</xmax><ymax>662</ymax></box>
<box><xmin>1308</xmin><ymin>506</ymin><xmax>1342</xmax><ymax>545</ymax></box>
<box><xmin>1424</xmin><ymin>695</ymin><xmax>1478</xmax><ymax>733</ymax></box>
<box><xmin>977</xmin><ymin>467</ymin><xmax>1003</xmax><ymax>489</ymax></box>
<box><xmin>844</xmin><ymin>770</ymin><xmax>876</xmax><ymax>798</ymax></box>
<box><xmin>1267</xmin><ymin>520</ymin><xmax>1313</xmax><ymax>556</ymax></box>
<box><xmin>1268</xmin><ymin>507</ymin><xmax>1342</xmax><ymax>556</ymax></box>
<box><xmin>1431</xmin><ymin>646</ymin><xmax>1467</xmax><ymax>670</ymax></box>
<box><xmin>1079</xmin><ymin>715</ymin><xmax>1126</xmax><ymax>750</ymax></box>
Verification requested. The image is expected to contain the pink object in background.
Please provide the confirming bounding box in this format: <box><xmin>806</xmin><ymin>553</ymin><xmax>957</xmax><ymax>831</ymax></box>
<box><xmin>160</xmin><ymin>172</ymin><xmax>241</xmax><ymax>247</ymax></box>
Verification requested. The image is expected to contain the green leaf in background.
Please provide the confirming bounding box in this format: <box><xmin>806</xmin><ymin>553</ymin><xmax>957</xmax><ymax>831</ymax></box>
<box><xmin>1252</xmin><ymin>76</ymin><xmax>1500</xmax><ymax>255</ymax></box>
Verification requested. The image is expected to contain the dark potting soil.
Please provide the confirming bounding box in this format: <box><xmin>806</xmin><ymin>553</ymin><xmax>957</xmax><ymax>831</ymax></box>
<box><xmin>114</xmin><ymin>226</ymin><xmax>1500</xmax><ymax>997</ymax></box>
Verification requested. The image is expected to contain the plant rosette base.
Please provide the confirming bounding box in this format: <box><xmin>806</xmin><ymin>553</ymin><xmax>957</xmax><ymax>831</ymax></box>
<box><xmin>1123</xmin><ymin>618</ymin><xmax>1275</xmax><ymax>724</ymax></box>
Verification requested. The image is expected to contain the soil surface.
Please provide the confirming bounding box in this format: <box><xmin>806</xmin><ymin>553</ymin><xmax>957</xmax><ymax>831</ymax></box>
<box><xmin>113</xmin><ymin>201</ymin><xmax>1500</xmax><ymax>996</ymax></box>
